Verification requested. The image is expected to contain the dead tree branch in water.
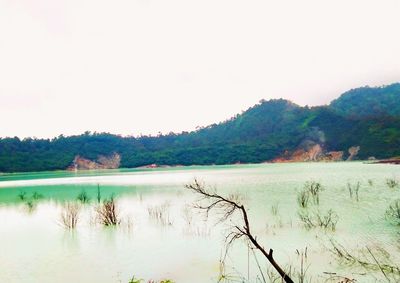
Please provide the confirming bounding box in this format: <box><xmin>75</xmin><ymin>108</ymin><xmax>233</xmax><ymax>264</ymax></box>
<box><xmin>185</xmin><ymin>179</ymin><xmax>294</xmax><ymax>283</ymax></box>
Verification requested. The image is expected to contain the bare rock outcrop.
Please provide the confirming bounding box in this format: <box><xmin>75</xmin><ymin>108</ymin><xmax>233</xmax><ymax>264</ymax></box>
<box><xmin>347</xmin><ymin>146</ymin><xmax>360</xmax><ymax>161</ymax></box>
<box><xmin>272</xmin><ymin>144</ymin><xmax>344</xmax><ymax>163</ymax></box>
<box><xmin>68</xmin><ymin>153</ymin><xmax>121</xmax><ymax>170</ymax></box>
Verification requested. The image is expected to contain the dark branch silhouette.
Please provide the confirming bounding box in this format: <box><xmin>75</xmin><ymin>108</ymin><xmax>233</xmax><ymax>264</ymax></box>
<box><xmin>186</xmin><ymin>179</ymin><xmax>294</xmax><ymax>283</ymax></box>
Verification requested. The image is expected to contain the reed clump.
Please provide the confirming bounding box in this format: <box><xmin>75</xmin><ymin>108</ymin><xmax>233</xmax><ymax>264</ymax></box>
<box><xmin>298</xmin><ymin>209</ymin><xmax>339</xmax><ymax>231</ymax></box>
<box><xmin>297</xmin><ymin>181</ymin><xmax>323</xmax><ymax>209</ymax></box>
<box><xmin>60</xmin><ymin>202</ymin><xmax>80</xmax><ymax>229</ymax></box>
<box><xmin>297</xmin><ymin>189</ymin><xmax>310</xmax><ymax>209</ymax></box>
<box><xmin>305</xmin><ymin>181</ymin><xmax>323</xmax><ymax>205</ymax></box>
<box><xmin>96</xmin><ymin>196</ymin><xmax>120</xmax><ymax>226</ymax></box>
<box><xmin>386</xmin><ymin>178</ymin><xmax>399</xmax><ymax>189</ymax></box>
<box><xmin>18</xmin><ymin>191</ymin><xmax>27</xmax><ymax>200</ymax></box>
<box><xmin>385</xmin><ymin>199</ymin><xmax>400</xmax><ymax>225</ymax></box>
<box><xmin>271</xmin><ymin>203</ymin><xmax>279</xmax><ymax>216</ymax></box>
<box><xmin>129</xmin><ymin>276</ymin><xmax>174</xmax><ymax>283</ymax></box>
<box><xmin>347</xmin><ymin>181</ymin><xmax>360</xmax><ymax>201</ymax></box>
<box><xmin>147</xmin><ymin>202</ymin><xmax>173</xmax><ymax>226</ymax></box>
<box><xmin>77</xmin><ymin>190</ymin><xmax>90</xmax><ymax>203</ymax></box>
<box><xmin>329</xmin><ymin>239</ymin><xmax>400</xmax><ymax>281</ymax></box>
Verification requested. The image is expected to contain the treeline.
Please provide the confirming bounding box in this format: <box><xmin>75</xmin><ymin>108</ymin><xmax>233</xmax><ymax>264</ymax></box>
<box><xmin>1</xmin><ymin>83</ymin><xmax>400</xmax><ymax>172</ymax></box>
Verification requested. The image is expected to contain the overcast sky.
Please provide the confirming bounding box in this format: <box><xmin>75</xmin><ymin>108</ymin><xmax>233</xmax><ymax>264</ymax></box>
<box><xmin>1</xmin><ymin>0</ymin><xmax>400</xmax><ymax>138</ymax></box>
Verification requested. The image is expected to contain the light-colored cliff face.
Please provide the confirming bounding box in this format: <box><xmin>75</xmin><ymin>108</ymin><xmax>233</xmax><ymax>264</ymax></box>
<box><xmin>272</xmin><ymin>144</ymin><xmax>345</xmax><ymax>163</ymax></box>
<box><xmin>69</xmin><ymin>153</ymin><xmax>121</xmax><ymax>170</ymax></box>
<box><xmin>347</xmin><ymin>146</ymin><xmax>360</xmax><ymax>161</ymax></box>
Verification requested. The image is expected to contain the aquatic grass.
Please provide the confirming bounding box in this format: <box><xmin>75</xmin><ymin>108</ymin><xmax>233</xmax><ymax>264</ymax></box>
<box><xmin>96</xmin><ymin>196</ymin><xmax>121</xmax><ymax>226</ymax></box>
<box><xmin>77</xmin><ymin>190</ymin><xmax>90</xmax><ymax>203</ymax></box>
<box><xmin>97</xmin><ymin>184</ymin><xmax>101</xmax><ymax>203</ymax></box>
<box><xmin>295</xmin><ymin>248</ymin><xmax>311</xmax><ymax>283</ymax></box>
<box><xmin>32</xmin><ymin>191</ymin><xmax>44</xmax><ymax>200</ymax></box>
<box><xmin>304</xmin><ymin>181</ymin><xmax>323</xmax><ymax>205</ymax></box>
<box><xmin>347</xmin><ymin>181</ymin><xmax>360</xmax><ymax>201</ymax></box>
<box><xmin>298</xmin><ymin>209</ymin><xmax>338</xmax><ymax>231</ymax></box>
<box><xmin>128</xmin><ymin>277</ymin><xmax>174</xmax><ymax>283</ymax></box>
<box><xmin>181</xmin><ymin>205</ymin><xmax>193</xmax><ymax>226</ymax></box>
<box><xmin>18</xmin><ymin>191</ymin><xmax>27</xmax><ymax>201</ymax></box>
<box><xmin>59</xmin><ymin>202</ymin><xmax>80</xmax><ymax>230</ymax></box>
<box><xmin>297</xmin><ymin>189</ymin><xmax>310</xmax><ymax>209</ymax></box>
<box><xmin>128</xmin><ymin>277</ymin><xmax>142</xmax><ymax>283</ymax></box>
<box><xmin>329</xmin><ymin>239</ymin><xmax>400</xmax><ymax>281</ymax></box>
<box><xmin>25</xmin><ymin>199</ymin><xmax>35</xmax><ymax>212</ymax></box>
<box><xmin>386</xmin><ymin>178</ymin><xmax>399</xmax><ymax>189</ymax></box>
<box><xmin>147</xmin><ymin>202</ymin><xmax>173</xmax><ymax>226</ymax></box>
<box><xmin>385</xmin><ymin>199</ymin><xmax>400</xmax><ymax>225</ymax></box>
<box><xmin>297</xmin><ymin>181</ymin><xmax>323</xmax><ymax>209</ymax></box>
<box><xmin>271</xmin><ymin>203</ymin><xmax>279</xmax><ymax>216</ymax></box>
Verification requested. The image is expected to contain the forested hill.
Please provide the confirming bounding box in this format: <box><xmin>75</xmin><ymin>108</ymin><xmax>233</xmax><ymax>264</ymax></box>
<box><xmin>1</xmin><ymin>83</ymin><xmax>400</xmax><ymax>172</ymax></box>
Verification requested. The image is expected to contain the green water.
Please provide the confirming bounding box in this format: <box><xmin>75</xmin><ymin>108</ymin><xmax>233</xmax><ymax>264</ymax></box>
<box><xmin>0</xmin><ymin>162</ymin><xmax>399</xmax><ymax>282</ymax></box>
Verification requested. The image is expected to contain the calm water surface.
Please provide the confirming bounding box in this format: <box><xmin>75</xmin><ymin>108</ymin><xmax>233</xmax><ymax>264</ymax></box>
<box><xmin>0</xmin><ymin>162</ymin><xmax>399</xmax><ymax>282</ymax></box>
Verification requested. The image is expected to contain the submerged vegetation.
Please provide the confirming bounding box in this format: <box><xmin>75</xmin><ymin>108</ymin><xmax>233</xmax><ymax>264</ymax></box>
<box><xmin>96</xmin><ymin>196</ymin><xmax>121</xmax><ymax>226</ymax></box>
<box><xmin>305</xmin><ymin>181</ymin><xmax>323</xmax><ymax>205</ymax></box>
<box><xmin>297</xmin><ymin>189</ymin><xmax>310</xmax><ymax>209</ymax></box>
<box><xmin>385</xmin><ymin>199</ymin><xmax>400</xmax><ymax>225</ymax></box>
<box><xmin>347</xmin><ymin>181</ymin><xmax>360</xmax><ymax>201</ymax></box>
<box><xmin>297</xmin><ymin>181</ymin><xmax>323</xmax><ymax>209</ymax></box>
<box><xmin>77</xmin><ymin>190</ymin><xmax>90</xmax><ymax>203</ymax></box>
<box><xmin>59</xmin><ymin>202</ymin><xmax>80</xmax><ymax>230</ymax></box>
<box><xmin>128</xmin><ymin>277</ymin><xmax>174</xmax><ymax>283</ymax></box>
<box><xmin>298</xmin><ymin>209</ymin><xmax>339</xmax><ymax>231</ymax></box>
<box><xmin>386</xmin><ymin>178</ymin><xmax>399</xmax><ymax>189</ymax></box>
<box><xmin>147</xmin><ymin>202</ymin><xmax>173</xmax><ymax>226</ymax></box>
<box><xmin>329</xmin><ymin>240</ymin><xmax>400</xmax><ymax>281</ymax></box>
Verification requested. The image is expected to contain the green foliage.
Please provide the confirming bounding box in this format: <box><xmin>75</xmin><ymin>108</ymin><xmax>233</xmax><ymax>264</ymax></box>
<box><xmin>330</xmin><ymin>83</ymin><xmax>400</xmax><ymax>118</ymax></box>
<box><xmin>77</xmin><ymin>190</ymin><xmax>90</xmax><ymax>203</ymax></box>
<box><xmin>0</xmin><ymin>84</ymin><xmax>399</xmax><ymax>172</ymax></box>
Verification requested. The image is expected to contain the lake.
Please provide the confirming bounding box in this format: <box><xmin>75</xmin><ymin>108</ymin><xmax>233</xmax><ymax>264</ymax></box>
<box><xmin>0</xmin><ymin>162</ymin><xmax>399</xmax><ymax>282</ymax></box>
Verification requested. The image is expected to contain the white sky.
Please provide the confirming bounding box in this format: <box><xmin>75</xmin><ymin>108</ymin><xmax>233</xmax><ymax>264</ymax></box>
<box><xmin>1</xmin><ymin>0</ymin><xmax>400</xmax><ymax>138</ymax></box>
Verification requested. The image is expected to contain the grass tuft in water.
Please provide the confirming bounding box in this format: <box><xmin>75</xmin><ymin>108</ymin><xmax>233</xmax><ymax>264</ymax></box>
<box><xmin>271</xmin><ymin>203</ymin><xmax>279</xmax><ymax>216</ymax></box>
<box><xmin>298</xmin><ymin>209</ymin><xmax>339</xmax><ymax>231</ymax></box>
<box><xmin>18</xmin><ymin>191</ymin><xmax>27</xmax><ymax>201</ymax></box>
<box><xmin>386</xmin><ymin>178</ymin><xmax>399</xmax><ymax>189</ymax></box>
<box><xmin>329</xmin><ymin>239</ymin><xmax>400</xmax><ymax>281</ymax></box>
<box><xmin>147</xmin><ymin>202</ymin><xmax>173</xmax><ymax>226</ymax></box>
<box><xmin>297</xmin><ymin>190</ymin><xmax>310</xmax><ymax>209</ymax></box>
<box><xmin>96</xmin><ymin>196</ymin><xmax>120</xmax><ymax>226</ymax></box>
<box><xmin>59</xmin><ymin>202</ymin><xmax>80</xmax><ymax>230</ymax></box>
<box><xmin>77</xmin><ymin>190</ymin><xmax>90</xmax><ymax>203</ymax></box>
<box><xmin>128</xmin><ymin>276</ymin><xmax>174</xmax><ymax>283</ymax></box>
<box><xmin>347</xmin><ymin>181</ymin><xmax>360</xmax><ymax>201</ymax></box>
<box><xmin>32</xmin><ymin>191</ymin><xmax>44</xmax><ymax>200</ymax></box>
<box><xmin>385</xmin><ymin>199</ymin><xmax>400</xmax><ymax>225</ymax></box>
<box><xmin>305</xmin><ymin>181</ymin><xmax>323</xmax><ymax>205</ymax></box>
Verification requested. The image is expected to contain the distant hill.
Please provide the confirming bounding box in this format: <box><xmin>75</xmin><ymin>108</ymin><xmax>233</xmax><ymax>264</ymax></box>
<box><xmin>0</xmin><ymin>83</ymin><xmax>399</xmax><ymax>172</ymax></box>
<box><xmin>330</xmin><ymin>83</ymin><xmax>400</xmax><ymax>118</ymax></box>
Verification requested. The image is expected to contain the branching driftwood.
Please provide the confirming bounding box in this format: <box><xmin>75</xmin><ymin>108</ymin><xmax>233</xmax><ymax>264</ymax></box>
<box><xmin>185</xmin><ymin>179</ymin><xmax>294</xmax><ymax>283</ymax></box>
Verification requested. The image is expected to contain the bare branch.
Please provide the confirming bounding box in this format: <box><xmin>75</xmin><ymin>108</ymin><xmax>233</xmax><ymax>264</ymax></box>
<box><xmin>186</xmin><ymin>179</ymin><xmax>294</xmax><ymax>283</ymax></box>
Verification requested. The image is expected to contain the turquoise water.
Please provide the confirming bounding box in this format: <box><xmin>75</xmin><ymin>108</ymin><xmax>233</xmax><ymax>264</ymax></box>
<box><xmin>0</xmin><ymin>162</ymin><xmax>399</xmax><ymax>282</ymax></box>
